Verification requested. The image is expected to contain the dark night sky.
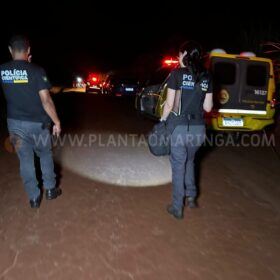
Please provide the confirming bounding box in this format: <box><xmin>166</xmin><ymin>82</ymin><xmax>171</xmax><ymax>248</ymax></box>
<box><xmin>1</xmin><ymin>1</ymin><xmax>279</xmax><ymax>84</ymax></box>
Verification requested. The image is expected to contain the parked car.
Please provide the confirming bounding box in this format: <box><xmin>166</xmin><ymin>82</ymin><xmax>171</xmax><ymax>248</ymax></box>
<box><xmin>135</xmin><ymin>66</ymin><xmax>173</xmax><ymax>120</ymax></box>
<box><xmin>106</xmin><ymin>75</ymin><xmax>140</xmax><ymax>97</ymax></box>
<box><xmin>85</xmin><ymin>73</ymin><xmax>102</xmax><ymax>94</ymax></box>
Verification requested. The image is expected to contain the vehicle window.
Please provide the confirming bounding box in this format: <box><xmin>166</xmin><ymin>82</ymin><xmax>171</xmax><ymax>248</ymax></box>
<box><xmin>213</xmin><ymin>62</ymin><xmax>236</xmax><ymax>85</ymax></box>
<box><xmin>246</xmin><ymin>65</ymin><xmax>267</xmax><ymax>87</ymax></box>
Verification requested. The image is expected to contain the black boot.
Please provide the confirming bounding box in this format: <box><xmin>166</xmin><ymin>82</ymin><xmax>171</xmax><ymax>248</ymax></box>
<box><xmin>45</xmin><ymin>187</ymin><xmax>62</xmax><ymax>200</ymax></box>
<box><xmin>167</xmin><ymin>205</ymin><xmax>183</xmax><ymax>219</ymax></box>
<box><xmin>187</xmin><ymin>197</ymin><xmax>198</xmax><ymax>208</ymax></box>
<box><xmin>30</xmin><ymin>193</ymin><xmax>42</xmax><ymax>208</ymax></box>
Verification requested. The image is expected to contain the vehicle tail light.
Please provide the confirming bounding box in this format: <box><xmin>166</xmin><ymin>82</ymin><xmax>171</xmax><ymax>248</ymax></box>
<box><xmin>270</xmin><ymin>98</ymin><xmax>277</xmax><ymax>108</ymax></box>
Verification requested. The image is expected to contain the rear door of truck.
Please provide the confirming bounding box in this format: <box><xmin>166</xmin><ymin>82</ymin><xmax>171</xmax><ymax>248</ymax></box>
<box><xmin>211</xmin><ymin>57</ymin><xmax>269</xmax><ymax>115</ymax></box>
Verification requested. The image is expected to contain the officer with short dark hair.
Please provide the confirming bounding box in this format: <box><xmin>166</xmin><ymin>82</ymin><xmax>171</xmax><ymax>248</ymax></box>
<box><xmin>161</xmin><ymin>40</ymin><xmax>213</xmax><ymax>219</ymax></box>
<box><xmin>0</xmin><ymin>34</ymin><xmax>62</xmax><ymax>208</ymax></box>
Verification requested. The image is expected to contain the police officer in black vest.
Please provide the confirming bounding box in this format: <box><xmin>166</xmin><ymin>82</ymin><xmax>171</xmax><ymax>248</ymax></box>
<box><xmin>161</xmin><ymin>41</ymin><xmax>213</xmax><ymax>219</ymax></box>
<box><xmin>0</xmin><ymin>35</ymin><xmax>62</xmax><ymax>208</ymax></box>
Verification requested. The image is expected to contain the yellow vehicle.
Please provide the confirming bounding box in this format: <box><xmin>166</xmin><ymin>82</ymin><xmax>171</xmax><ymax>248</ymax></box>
<box><xmin>136</xmin><ymin>51</ymin><xmax>277</xmax><ymax>131</ymax></box>
<box><xmin>206</xmin><ymin>51</ymin><xmax>277</xmax><ymax>131</ymax></box>
<box><xmin>135</xmin><ymin>64</ymin><xmax>173</xmax><ymax>120</ymax></box>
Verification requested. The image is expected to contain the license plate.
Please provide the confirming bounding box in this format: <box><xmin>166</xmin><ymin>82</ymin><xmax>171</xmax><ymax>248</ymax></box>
<box><xmin>222</xmin><ymin>118</ymin><xmax>244</xmax><ymax>127</ymax></box>
<box><xmin>90</xmin><ymin>85</ymin><xmax>99</xmax><ymax>89</ymax></box>
<box><xmin>125</xmin><ymin>87</ymin><xmax>134</xmax><ymax>91</ymax></box>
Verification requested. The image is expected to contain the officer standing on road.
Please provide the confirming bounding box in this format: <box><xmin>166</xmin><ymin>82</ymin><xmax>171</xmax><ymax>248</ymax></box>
<box><xmin>0</xmin><ymin>34</ymin><xmax>62</xmax><ymax>208</ymax></box>
<box><xmin>161</xmin><ymin>40</ymin><xmax>213</xmax><ymax>219</ymax></box>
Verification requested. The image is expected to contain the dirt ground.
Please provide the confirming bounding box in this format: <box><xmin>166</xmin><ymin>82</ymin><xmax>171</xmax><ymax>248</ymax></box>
<box><xmin>1</xmin><ymin>95</ymin><xmax>280</xmax><ymax>280</ymax></box>
<box><xmin>1</xmin><ymin>139</ymin><xmax>280</xmax><ymax>280</ymax></box>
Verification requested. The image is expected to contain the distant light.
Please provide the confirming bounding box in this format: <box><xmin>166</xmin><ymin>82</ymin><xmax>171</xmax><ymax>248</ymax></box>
<box><xmin>239</xmin><ymin>51</ymin><xmax>256</xmax><ymax>57</ymax></box>
<box><xmin>210</xmin><ymin>48</ymin><xmax>227</xmax><ymax>54</ymax></box>
<box><xmin>76</xmin><ymin>77</ymin><xmax>83</xmax><ymax>83</ymax></box>
<box><xmin>87</xmin><ymin>73</ymin><xmax>99</xmax><ymax>83</ymax></box>
<box><xmin>163</xmin><ymin>57</ymin><xmax>179</xmax><ymax>67</ymax></box>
